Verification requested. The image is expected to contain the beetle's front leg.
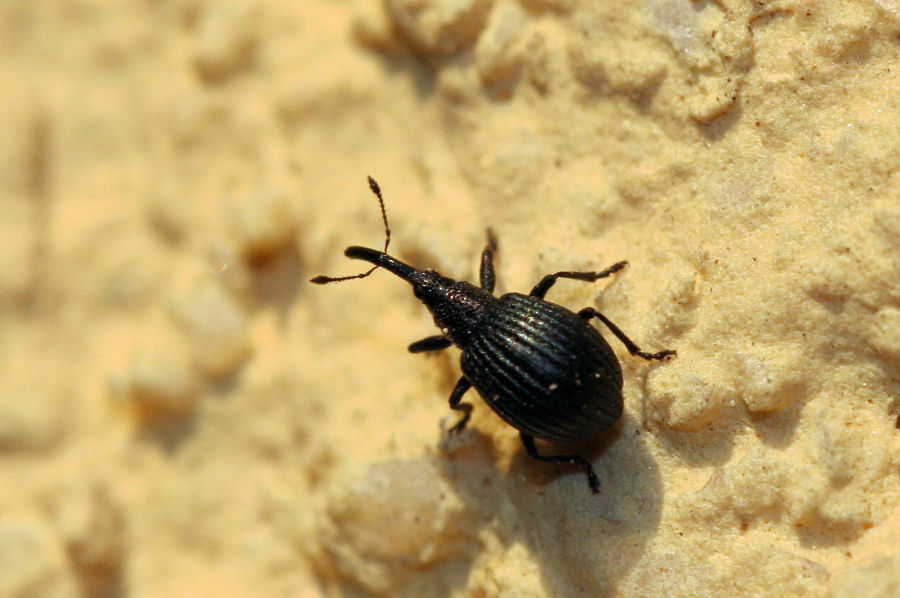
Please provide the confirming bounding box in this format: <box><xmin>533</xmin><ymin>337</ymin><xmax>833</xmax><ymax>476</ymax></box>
<box><xmin>408</xmin><ymin>335</ymin><xmax>452</xmax><ymax>353</ymax></box>
<box><xmin>529</xmin><ymin>261</ymin><xmax>628</xmax><ymax>299</ymax></box>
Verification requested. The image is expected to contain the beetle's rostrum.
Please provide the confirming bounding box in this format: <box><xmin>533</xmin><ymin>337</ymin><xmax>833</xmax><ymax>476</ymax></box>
<box><xmin>311</xmin><ymin>177</ymin><xmax>676</xmax><ymax>493</ymax></box>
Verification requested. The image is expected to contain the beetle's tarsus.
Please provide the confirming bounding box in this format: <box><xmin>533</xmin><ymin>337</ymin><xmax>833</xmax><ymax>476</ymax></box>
<box><xmin>636</xmin><ymin>349</ymin><xmax>677</xmax><ymax>361</ymax></box>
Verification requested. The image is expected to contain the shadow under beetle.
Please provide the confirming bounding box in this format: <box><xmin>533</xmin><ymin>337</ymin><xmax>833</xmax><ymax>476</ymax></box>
<box><xmin>311</xmin><ymin>177</ymin><xmax>675</xmax><ymax>493</ymax></box>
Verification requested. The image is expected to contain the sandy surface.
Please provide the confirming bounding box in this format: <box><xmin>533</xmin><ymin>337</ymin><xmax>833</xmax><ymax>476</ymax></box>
<box><xmin>1</xmin><ymin>0</ymin><xmax>899</xmax><ymax>596</ymax></box>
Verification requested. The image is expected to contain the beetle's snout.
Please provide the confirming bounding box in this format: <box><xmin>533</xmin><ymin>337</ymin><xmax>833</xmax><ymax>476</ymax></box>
<box><xmin>344</xmin><ymin>246</ymin><xmax>378</xmax><ymax>261</ymax></box>
<box><xmin>344</xmin><ymin>246</ymin><xmax>420</xmax><ymax>283</ymax></box>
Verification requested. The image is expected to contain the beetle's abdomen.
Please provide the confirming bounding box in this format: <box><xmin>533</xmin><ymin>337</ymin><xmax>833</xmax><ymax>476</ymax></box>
<box><xmin>461</xmin><ymin>293</ymin><xmax>623</xmax><ymax>442</ymax></box>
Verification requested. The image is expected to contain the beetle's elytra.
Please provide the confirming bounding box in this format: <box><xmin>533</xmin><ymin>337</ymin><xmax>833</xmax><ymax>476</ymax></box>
<box><xmin>311</xmin><ymin>177</ymin><xmax>675</xmax><ymax>493</ymax></box>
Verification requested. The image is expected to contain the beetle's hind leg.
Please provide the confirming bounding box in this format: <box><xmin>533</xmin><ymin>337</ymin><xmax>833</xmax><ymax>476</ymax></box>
<box><xmin>446</xmin><ymin>377</ymin><xmax>474</xmax><ymax>434</ymax></box>
<box><xmin>529</xmin><ymin>261</ymin><xmax>627</xmax><ymax>299</ymax></box>
<box><xmin>578</xmin><ymin>308</ymin><xmax>675</xmax><ymax>361</ymax></box>
<box><xmin>408</xmin><ymin>335</ymin><xmax>452</xmax><ymax>353</ymax></box>
<box><xmin>521</xmin><ymin>433</ymin><xmax>600</xmax><ymax>493</ymax></box>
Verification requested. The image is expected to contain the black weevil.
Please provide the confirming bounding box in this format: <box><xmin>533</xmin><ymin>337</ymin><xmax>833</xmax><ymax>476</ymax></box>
<box><xmin>311</xmin><ymin>177</ymin><xmax>675</xmax><ymax>493</ymax></box>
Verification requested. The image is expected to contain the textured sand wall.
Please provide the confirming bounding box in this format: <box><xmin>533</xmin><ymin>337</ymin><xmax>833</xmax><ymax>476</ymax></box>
<box><xmin>1</xmin><ymin>0</ymin><xmax>899</xmax><ymax>597</ymax></box>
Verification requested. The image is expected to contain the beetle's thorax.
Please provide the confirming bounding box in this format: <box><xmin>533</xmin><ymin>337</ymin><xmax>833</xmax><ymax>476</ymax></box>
<box><xmin>411</xmin><ymin>270</ymin><xmax>494</xmax><ymax>347</ymax></box>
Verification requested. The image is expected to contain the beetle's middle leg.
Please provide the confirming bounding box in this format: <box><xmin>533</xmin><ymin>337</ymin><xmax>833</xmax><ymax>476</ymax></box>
<box><xmin>578</xmin><ymin>308</ymin><xmax>675</xmax><ymax>361</ymax></box>
<box><xmin>529</xmin><ymin>261</ymin><xmax>628</xmax><ymax>299</ymax></box>
<box><xmin>520</xmin><ymin>433</ymin><xmax>600</xmax><ymax>493</ymax></box>
<box><xmin>446</xmin><ymin>377</ymin><xmax>474</xmax><ymax>434</ymax></box>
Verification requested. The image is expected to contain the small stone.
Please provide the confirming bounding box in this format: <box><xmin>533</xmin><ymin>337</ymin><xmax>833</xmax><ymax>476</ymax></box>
<box><xmin>869</xmin><ymin>307</ymin><xmax>900</xmax><ymax>365</ymax></box>
<box><xmin>169</xmin><ymin>281</ymin><xmax>251</xmax><ymax>377</ymax></box>
<box><xmin>317</xmin><ymin>459</ymin><xmax>467</xmax><ymax>593</ymax></box>
<box><xmin>192</xmin><ymin>3</ymin><xmax>258</xmax><ymax>84</ymax></box>
<box><xmin>116</xmin><ymin>344</ymin><xmax>201</xmax><ymax>417</ymax></box>
<box><xmin>229</xmin><ymin>190</ymin><xmax>297</xmax><ymax>264</ymax></box>
<box><xmin>475</xmin><ymin>1</ymin><xmax>528</xmax><ymax>86</ymax></box>
<box><xmin>386</xmin><ymin>0</ymin><xmax>491</xmax><ymax>54</ymax></box>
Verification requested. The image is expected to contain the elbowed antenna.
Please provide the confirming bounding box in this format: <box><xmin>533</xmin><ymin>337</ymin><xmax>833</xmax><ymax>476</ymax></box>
<box><xmin>311</xmin><ymin>246</ymin><xmax>419</xmax><ymax>284</ymax></box>
<box><xmin>310</xmin><ymin>176</ymin><xmax>393</xmax><ymax>284</ymax></box>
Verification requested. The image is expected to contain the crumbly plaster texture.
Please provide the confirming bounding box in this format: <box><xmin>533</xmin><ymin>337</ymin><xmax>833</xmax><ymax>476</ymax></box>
<box><xmin>1</xmin><ymin>0</ymin><xmax>899</xmax><ymax>596</ymax></box>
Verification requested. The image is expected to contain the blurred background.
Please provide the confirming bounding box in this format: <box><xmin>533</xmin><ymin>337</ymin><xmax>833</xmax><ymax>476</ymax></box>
<box><xmin>1</xmin><ymin>1</ymin><xmax>899</xmax><ymax>597</ymax></box>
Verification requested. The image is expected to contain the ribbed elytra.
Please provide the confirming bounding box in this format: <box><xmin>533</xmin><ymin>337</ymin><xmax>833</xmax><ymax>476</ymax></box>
<box><xmin>311</xmin><ymin>177</ymin><xmax>676</xmax><ymax>494</ymax></box>
<box><xmin>463</xmin><ymin>293</ymin><xmax>623</xmax><ymax>443</ymax></box>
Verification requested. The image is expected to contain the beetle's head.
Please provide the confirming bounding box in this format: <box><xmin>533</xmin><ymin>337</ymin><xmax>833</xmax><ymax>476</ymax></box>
<box><xmin>309</xmin><ymin>176</ymin><xmax>491</xmax><ymax>346</ymax></box>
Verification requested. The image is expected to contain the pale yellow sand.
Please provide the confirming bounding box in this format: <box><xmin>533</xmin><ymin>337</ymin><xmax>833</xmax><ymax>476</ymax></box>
<box><xmin>1</xmin><ymin>1</ymin><xmax>899</xmax><ymax>597</ymax></box>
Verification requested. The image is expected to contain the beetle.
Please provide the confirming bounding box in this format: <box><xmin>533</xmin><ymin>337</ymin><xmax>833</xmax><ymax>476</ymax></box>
<box><xmin>311</xmin><ymin>177</ymin><xmax>675</xmax><ymax>492</ymax></box>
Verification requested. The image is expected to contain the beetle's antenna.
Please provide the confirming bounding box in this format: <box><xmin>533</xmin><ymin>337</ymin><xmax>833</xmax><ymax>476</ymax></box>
<box><xmin>310</xmin><ymin>176</ymin><xmax>392</xmax><ymax>284</ymax></box>
<box><xmin>369</xmin><ymin>176</ymin><xmax>392</xmax><ymax>255</ymax></box>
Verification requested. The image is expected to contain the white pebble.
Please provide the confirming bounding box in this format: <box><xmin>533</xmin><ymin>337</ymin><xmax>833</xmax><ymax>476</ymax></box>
<box><xmin>116</xmin><ymin>345</ymin><xmax>201</xmax><ymax>416</ymax></box>
<box><xmin>318</xmin><ymin>459</ymin><xmax>466</xmax><ymax>593</ymax></box>
<box><xmin>0</xmin><ymin>516</ymin><xmax>78</xmax><ymax>598</ymax></box>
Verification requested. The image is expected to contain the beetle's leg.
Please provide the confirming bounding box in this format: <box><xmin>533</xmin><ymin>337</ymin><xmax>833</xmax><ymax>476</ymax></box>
<box><xmin>529</xmin><ymin>261</ymin><xmax>628</xmax><ymax>299</ymax></box>
<box><xmin>447</xmin><ymin>377</ymin><xmax>474</xmax><ymax>434</ymax></box>
<box><xmin>408</xmin><ymin>335</ymin><xmax>453</xmax><ymax>353</ymax></box>
<box><xmin>520</xmin><ymin>433</ymin><xmax>599</xmax><ymax>493</ymax></box>
<box><xmin>578</xmin><ymin>308</ymin><xmax>676</xmax><ymax>361</ymax></box>
<box><xmin>480</xmin><ymin>228</ymin><xmax>498</xmax><ymax>293</ymax></box>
